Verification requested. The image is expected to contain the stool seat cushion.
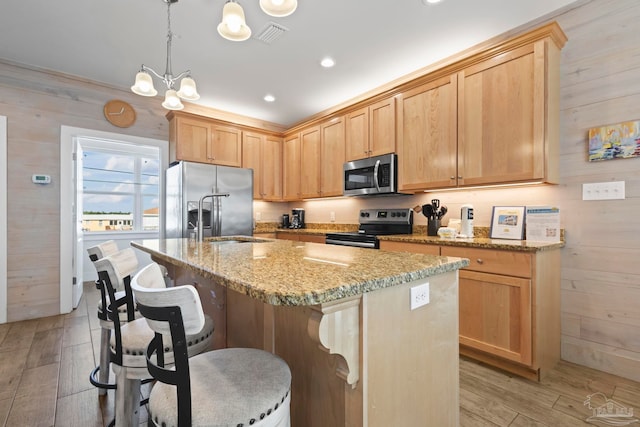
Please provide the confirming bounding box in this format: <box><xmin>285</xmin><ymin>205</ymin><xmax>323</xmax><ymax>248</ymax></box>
<box><xmin>111</xmin><ymin>315</ymin><xmax>215</xmax><ymax>368</ymax></box>
<box><xmin>149</xmin><ymin>348</ymin><xmax>291</xmax><ymax>427</ymax></box>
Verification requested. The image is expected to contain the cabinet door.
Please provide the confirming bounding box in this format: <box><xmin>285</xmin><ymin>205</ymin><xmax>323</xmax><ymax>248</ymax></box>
<box><xmin>320</xmin><ymin>117</ymin><xmax>345</xmax><ymax>197</ymax></box>
<box><xmin>397</xmin><ymin>75</ymin><xmax>458</xmax><ymax>191</ymax></box>
<box><xmin>345</xmin><ymin>106</ymin><xmax>369</xmax><ymax>161</ymax></box>
<box><xmin>283</xmin><ymin>134</ymin><xmax>301</xmax><ymax>201</ymax></box>
<box><xmin>300</xmin><ymin>126</ymin><xmax>321</xmax><ymax>199</ymax></box>
<box><xmin>458</xmin><ymin>270</ymin><xmax>532</xmax><ymax>365</ymax></box>
<box><xmin>368</xmin><ymin>97</ymin><xmax>396</xmax><ymax>158</ymax></box>
<box><xmin>242</xmin><ymin>132</ymin><xmax>264</xmax><ymax>199</ymax></box>
<box><xmin>262</xmin><ymin>136</ymin><xmax>283</xmax><ymax>201</ymax></box>
<box><xmin>379</xmin><ymin>241</ymin><xmax>440</xmax><ymax>255</ymax></box>
<box><xmin>210</xmin><ymin>124</ymin><xmax>242</xmax><ymax>167</ymax></box>
<box><xmin>458</xmin><ymin>43</ymin><xmax>544</xmax><ymax>186</ymax></box>
<box><xmin>172</xmin><ymin>117</ymin><xmax>211</xmax><ymax>163</ymax></box>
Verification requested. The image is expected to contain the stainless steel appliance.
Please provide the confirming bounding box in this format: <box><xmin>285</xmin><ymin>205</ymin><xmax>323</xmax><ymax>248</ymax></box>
<box><xmin>343</xmin><ymin>153</ymin><xmax>399</xmax><ymax>196</ymax></box>
<box><xmin>165</xmin><ymin>161</ymin><xmax>253</xmax><ymax>239</ymax></box>
<box><xmin>291</xmin><ymin>208</ymin><xmax>305</xmax><ymax>229</ymax></box>
<box><xmin>325</xmin><ymin>208</ymin><xmax>413</xmax><ymax>249</ymax></box>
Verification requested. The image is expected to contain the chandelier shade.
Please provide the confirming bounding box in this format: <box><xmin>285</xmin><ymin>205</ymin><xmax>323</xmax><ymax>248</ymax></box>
<box><xmin>217</xmin><ymin>1</ymin><xmax>252</xmax><ymax>41</ymax></box>
<box><xmin>260</xmin><ymin>0</ymin><xmax>297</xmax><ymax>17</ymax></box>
<box><xmin>130</xmin><ymin>0</ymin><xmax>199</xmax><ymax>110</ymax></box>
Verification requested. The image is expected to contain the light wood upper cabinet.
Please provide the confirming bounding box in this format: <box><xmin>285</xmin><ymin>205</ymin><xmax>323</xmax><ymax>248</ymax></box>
<box><xmin>168</xmin><ymin>112</ymin><xmax>242</xmax><ymax>167</ymax></box>
<box><xmin>320</xmin><ymin>117</ymin><xmax>346</xmax><ymax>197</ymax></box>
<box><xmin>209</xmin><ymin>124</ymin><xmax>242</xmax><ymax>167</ymax></box>
<box><xmin>294</xmin><ymin>117</ymin><xmax>345</xmax><ymax>200</ymax></box>
<box><xmin>242</xmin><ymin>131</ymin><xmax>283</xmax><ymax>201</ymax></box>
<box><xmin>283</xmin><ymin>133</ymin><xmax>301</xmax><ymax>201</ymax></box>
<box><xmin>300</xmin><ymin>126</ymin><xmax>321</xmax><ymax>199</ymax></box>
<box><xmin>397</xmin><ymin>75</ymin><xmax>458</xmax><ymax>191</ymax></box>
<box><xmin>169</xmin><ymin>115</ymin><xmax>210</xmax><ymax>164</ymax></box>
<box><xmin>345</xmin><ymin>97</ymin><xmax>396</xmax><ymax>161</ymax></box>
<box><xmin>457</xmin><ymin>40</ymin><xmax>557</xmax><ymax>186</ymax></box>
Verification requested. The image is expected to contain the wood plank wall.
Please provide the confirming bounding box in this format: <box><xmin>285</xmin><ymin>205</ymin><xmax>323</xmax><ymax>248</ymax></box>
<box><xmin>0</xmin><ymin>64</ymin><xmax>169</xmax><ymax>321</ymax></box>
<box><xmin>1</xmin><ymin>0</ymin><xmax>639</xmax><ymax>382</ymax></box>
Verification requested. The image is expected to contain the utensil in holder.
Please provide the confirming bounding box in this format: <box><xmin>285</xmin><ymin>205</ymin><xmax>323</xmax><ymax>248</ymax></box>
<box><xmin>427</xmin><ymin>218</ymin><xmax>440</xmax><ymax>236</ymax></box>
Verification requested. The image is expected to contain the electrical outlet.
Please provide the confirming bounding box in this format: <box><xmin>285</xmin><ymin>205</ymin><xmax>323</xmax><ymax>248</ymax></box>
<box><xmin>330</xmin><ymin>211</ymin><xmax>336</xmax><ymax>222</ymax></box>
<box><xmin>582</xmin><ymin>181</ymin><xmax>625</xmax><ymax>200</ymax></box>
<box><xmin>410</xmin><ymin>283</ymin><xmax>430</xmax><ymax>310</ymax></box>
<box><xmin>255</xmin><ymin>212</ymin><xmax>262</xmax><ymax>220</ymax></box>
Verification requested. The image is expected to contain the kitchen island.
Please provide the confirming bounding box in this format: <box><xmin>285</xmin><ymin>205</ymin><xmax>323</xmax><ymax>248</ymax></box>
<box><xmin>132</xmin><ymin>237</ymin><xmax>469</xmax><ymax>427</ymax></box>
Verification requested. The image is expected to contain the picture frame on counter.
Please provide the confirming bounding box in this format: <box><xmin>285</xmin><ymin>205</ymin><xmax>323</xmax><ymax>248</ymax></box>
<box><xmin>490</xmin><ymin>206</ymin><xmax>526</xmax><ymax>240</ymax></box>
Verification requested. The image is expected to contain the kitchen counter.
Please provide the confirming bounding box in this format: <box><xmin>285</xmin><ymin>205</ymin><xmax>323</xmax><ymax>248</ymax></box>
<box><xmin>377</xmin><ymin>233</ymin><xmax>565</xmax><ymax>252</ymax></box>
<box><xmin>131</xmin><ymin>237</ymin><xmax>468</xmax><ymax>306</ymax></box>
<box><xmin>131</xmin><ymin>236</ymin><xmax>466</xmax><ymax>426</ymax></box>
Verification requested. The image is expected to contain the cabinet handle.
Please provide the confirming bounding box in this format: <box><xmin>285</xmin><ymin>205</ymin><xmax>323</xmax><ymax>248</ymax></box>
<box><xmin>458</xmin><ymin>176</ymin><xmax>463</xmax><ymax>179</ymax></box>
<box><xmin>450</xmin><ymin>176</ymin><xmax>455</xmax><ymax>180</ymax></box>
<box><xmin>476</xmin><ymin>259</ymin><xmax>484</xmax><ymax>264</ymax></box>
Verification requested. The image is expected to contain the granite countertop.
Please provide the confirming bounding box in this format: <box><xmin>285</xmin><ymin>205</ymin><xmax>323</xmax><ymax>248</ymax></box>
<box><xmin>259</xmin><ymin>222</ymin><xmax>564</xmax><ymax>252</ymax></box>
<box><xmin>377</xmin><ymin>234</ymin><xmax>565</xmax><ymax>252</ymax></box>
<box><xmin>132</xmin><ymin>237</ymin><xmax>469</xmax><ymax>306</ymax></box>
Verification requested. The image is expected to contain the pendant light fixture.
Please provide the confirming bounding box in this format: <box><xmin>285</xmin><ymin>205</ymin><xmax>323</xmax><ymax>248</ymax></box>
<box><xmin>131</xmin><ymin>0</ymin><xmax>199</xmax><ymax>110</ymax></box>
<box><xmin>217</xmin><ymin>0</ymin><xmax>297</xmax><ymax>42</ymax></box>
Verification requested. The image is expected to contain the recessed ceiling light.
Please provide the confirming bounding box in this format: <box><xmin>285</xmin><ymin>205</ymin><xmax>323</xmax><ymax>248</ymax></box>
<box><xmin>421</xmin><ymin>0</ymin><xmax>442</xmax><ymax>4</ymax></box>
<box><xmin>264</xmin><ymin>94</ymin><xmax>276</xmax><ymax>102</ymax></box>
<box><xmin>320</xmin><ymin>57</ymin><xmax>335</xmax><ymax>68</ymax></box>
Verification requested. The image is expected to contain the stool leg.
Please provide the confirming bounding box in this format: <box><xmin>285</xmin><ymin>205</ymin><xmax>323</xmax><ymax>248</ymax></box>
<box><xmin>98</xmin><ymin>327</ymin><xmax>111</xmax><ymax>396</ymax></box>
<box><xmin>115</xmin><ymin>369</ymin><xmax>141</xmax><ymax>427</ymax></box>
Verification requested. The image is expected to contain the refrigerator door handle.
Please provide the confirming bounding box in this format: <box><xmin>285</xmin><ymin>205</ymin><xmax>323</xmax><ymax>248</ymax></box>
<box><xmin>198</xmin><ymin>193</ymin><xmax>229</xmax><ymax>241</ymax></box>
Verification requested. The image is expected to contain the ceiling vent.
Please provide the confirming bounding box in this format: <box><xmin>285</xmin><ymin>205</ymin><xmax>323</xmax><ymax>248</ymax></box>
<box><xmin>255</xmin><ymin>22</ymin><xmax>289</xmax><ymax>44</ymax></box>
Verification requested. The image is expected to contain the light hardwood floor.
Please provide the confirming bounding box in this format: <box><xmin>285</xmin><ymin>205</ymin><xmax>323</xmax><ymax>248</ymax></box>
<box><xmin>0</xmin><ymin>282</ymin><xmax>639</xmax><ymax>427</ymax></box>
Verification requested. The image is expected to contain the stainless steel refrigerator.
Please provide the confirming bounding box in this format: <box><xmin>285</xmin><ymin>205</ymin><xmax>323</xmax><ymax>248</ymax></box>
<box><xmin>164</xmin><ymin>161</ymin><xmax>253</xmax><ymax>239</ymax></box>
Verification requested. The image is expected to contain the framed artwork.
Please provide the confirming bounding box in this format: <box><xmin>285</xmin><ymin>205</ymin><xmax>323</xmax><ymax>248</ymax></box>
<box><xmin>588</xmin><ymin>120</ymin><xmax>640</xmax><ymax>161</ymax></box>
<box><xmin>490</xmin><ymin>206</ymin><xmax>526</xmax><ymax>240</ymax></box>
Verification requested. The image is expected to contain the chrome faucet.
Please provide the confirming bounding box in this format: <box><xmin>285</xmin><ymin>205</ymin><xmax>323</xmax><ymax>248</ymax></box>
<box><xmin>197</xmin><ymin>193</ymin><xmax>229</xmax><ymax>242</ymax></box>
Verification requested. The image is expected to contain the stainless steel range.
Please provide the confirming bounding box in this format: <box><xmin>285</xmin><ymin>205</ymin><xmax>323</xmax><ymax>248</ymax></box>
<box><xmin>325</xmin><ymin>208</ymin><xmax>413</xmax><ymax>249</ymax></box>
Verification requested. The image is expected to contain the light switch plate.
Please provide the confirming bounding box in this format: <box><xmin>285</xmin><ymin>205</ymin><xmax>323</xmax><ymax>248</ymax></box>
<box><xmin>582</xmin><ymin>181</ymin><xmax>625</xmax><ymax>200</ymax></box>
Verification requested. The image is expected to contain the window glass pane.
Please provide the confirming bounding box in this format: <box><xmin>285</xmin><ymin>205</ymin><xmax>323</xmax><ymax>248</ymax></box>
<box><xmin>143</xmin><ymin>195</ymin><xmax>160</xmax><ymax>231</ymax></box>
<box><xmin>83</xmin><ymin>151</ymin><xmax>135</xmax><ymax>193</ymax></box>
<box><xmin>82</xmin><ymin>195</ymin><xmax>134</xmax><ymax>232</ymax></box>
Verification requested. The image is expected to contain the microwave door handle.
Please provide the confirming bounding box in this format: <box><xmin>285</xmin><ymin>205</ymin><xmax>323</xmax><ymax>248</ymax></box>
<box><xmin>373</xmin><ymin>160</ymin><xmax>381</xmax><ymax>192</ymax></box>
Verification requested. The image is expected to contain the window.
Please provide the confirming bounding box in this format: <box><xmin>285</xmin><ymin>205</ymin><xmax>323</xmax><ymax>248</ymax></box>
<box><xmin>79</xmin><ymin>137</ymin><xmax>161</xmax><ymax>233</ymax></box>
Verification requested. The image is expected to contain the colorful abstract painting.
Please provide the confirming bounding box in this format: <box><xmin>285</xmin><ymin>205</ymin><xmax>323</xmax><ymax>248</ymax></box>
<box><xmin>588</xmin><ymin>120</ymin><xmax>640</xmax><ymax>161</ymax></box>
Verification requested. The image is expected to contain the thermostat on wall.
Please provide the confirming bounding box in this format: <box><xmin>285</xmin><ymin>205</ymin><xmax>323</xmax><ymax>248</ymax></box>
<box><xmin>32</xmin><ymin>174</ymin><xmax>51</xmax><ymax>184</ymax></box>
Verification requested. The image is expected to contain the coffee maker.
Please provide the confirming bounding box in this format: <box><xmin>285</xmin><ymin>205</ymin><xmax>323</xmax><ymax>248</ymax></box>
<box><xmin>291</xmin><ymin>208</ymin><xmax>305</xmax><ymax>229</ymax></box>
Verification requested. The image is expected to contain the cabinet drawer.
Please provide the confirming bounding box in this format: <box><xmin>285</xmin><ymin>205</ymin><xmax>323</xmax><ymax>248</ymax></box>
<box><xmin>379</xmin><ymin>241</ymin><xmax>440</xmax><ymax>255</ymax></box>
<box><xmin>441</xmin><ymin>247</ymin><xmax>531</xmax><ymax>278</ymax></box>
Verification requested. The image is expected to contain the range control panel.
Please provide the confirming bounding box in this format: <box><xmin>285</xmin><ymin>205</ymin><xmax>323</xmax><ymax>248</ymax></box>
<box><xmin>359</xmin><ymin>208</ymin><xmax>413</xmax><ymax>225</ymax></box>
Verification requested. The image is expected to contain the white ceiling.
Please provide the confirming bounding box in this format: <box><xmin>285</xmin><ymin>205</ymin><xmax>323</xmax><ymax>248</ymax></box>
<box><xmin>0</xmin><ymin>0</ymin><xmax>578</xmax><ymax>127</ymax></box>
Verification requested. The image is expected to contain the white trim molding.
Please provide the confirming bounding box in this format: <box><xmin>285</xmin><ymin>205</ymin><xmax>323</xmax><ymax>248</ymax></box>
<box><xmin>1</xmin><ymin>116</ymin><xmax>7</xmax><ymax>323</ymax></box>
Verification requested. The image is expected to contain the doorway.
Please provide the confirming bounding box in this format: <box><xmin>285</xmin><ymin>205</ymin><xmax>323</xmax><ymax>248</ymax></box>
<box><xmin>60</xmin><ymin>126</ymin><xmax>167</xmax><ymax>313</ymax></box>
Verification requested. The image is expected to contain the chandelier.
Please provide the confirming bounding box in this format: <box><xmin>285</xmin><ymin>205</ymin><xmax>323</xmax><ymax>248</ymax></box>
<box><xmin>218</xmin><ymin>0</ymin><xmax>298</xmax><ymax>41</ymax></box>
<box><xmin>131</xmin><ymin>0</ymin><xmax>199</xmax><ymax>111</ymax></box>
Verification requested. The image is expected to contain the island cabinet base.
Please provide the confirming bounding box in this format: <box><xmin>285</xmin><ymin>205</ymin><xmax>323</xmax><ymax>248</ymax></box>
<box><xmin>162</xmin><ymin>262</ymin><xmax>460</xmax><ymax>427</ymax></box>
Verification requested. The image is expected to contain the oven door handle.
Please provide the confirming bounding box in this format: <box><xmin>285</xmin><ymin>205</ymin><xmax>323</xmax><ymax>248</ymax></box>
<box><xmin>373</xmin><ymin>160</ymin><xmax>381</xmax><ymax>193</ymax></box>
<box><xmin>325</xmin><ymin>238</ymin><xmax>377</xmax><ymax>249</ymax></box>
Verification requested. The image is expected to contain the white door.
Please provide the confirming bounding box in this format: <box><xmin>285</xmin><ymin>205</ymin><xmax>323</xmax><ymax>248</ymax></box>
<box><xmin>72</xmin><ymin>140</ymin><xmax>83</xmax><ymax>307</ymax></box>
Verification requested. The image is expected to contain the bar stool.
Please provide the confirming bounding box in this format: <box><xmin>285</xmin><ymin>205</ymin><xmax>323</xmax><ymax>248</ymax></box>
<box><xmin>94</xmin><ymin>252</ymin><xmax>215</xmax><ymax>426</ymax></box>
<box><xmin>132</xmin><ymin>263</ymin><xmax>292</xmax><ymax>427</ymax></box>
<box><xmin>87</xmin><ymin>240</ymin><xmax>128</xmax><ymax>395</ymax></box>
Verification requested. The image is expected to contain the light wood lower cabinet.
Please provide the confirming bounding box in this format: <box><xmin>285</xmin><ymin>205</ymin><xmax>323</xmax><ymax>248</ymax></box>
<box><xmin>380</xmin><ymin>241</ymin><xmax>560</xmax><ymax>380</ymax></box>
<box><xmin>275</xmin><ymin>232</ymin><xmax>325</xmax><ymax>244</ymax></box>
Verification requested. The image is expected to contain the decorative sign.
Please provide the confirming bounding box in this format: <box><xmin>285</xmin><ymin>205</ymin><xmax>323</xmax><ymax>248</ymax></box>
<box><xmin>490</xmin><ymin>206</ymin><xmax>525</xmax><ymax>240</ymax></box>
<box><xmin>525</xmin><ymin>206</ymin><xmax>560</xmax><ymax>242</ymax></box>
<box><xmin>588</xmin><ymin>120</ymin><xmax>640</xmax><ymax>161</ymax></box>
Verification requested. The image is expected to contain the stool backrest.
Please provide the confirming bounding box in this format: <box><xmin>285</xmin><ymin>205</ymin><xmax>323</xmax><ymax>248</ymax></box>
<box><xmin>93</xmin><ymin>248</ymin><xmax>138</xmax><ymax>293</ymax></box>
<box><xmin>131</xmin><ymin>266</ymin><xmax>205</xmax><ymax>336</ymax></box>
<box><xmin>87</xmin><ymin>240</ymin><xmax>119</xmax><ymax>262</ymax></box>
<box><xmin>131</xmin><ymin>274</ymin><xmax>205</xmax><ymax>426</ymax></box>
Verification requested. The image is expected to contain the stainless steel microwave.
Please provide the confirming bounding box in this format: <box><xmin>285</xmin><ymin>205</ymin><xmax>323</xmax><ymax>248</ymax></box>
<box><xmin>343</xmin><ymin>153</ymin><xmax>398</xmax><ymax>196</ymax></box>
